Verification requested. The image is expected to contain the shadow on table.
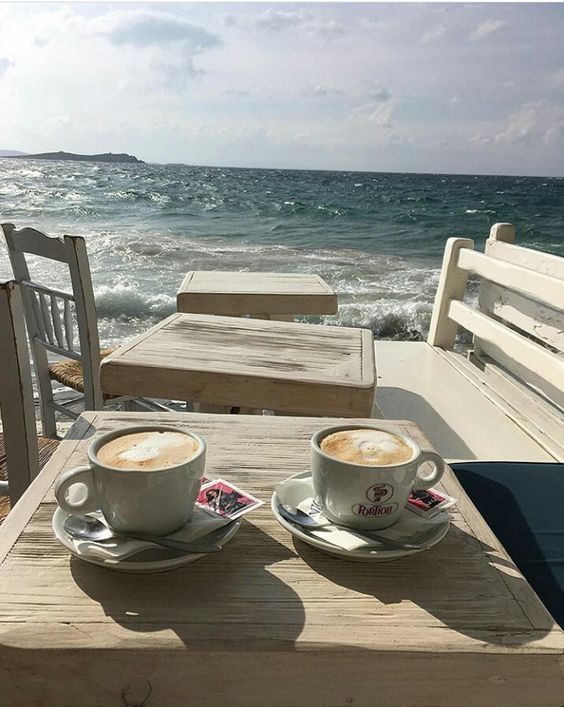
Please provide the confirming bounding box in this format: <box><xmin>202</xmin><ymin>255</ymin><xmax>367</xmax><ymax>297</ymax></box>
<box><xmin>70</xmin><ymin>520</ymin><xmax>306</xmax><ymax>646</ymax></box>
<box><xmin>295</xmin><ymin>522</ymin><xmax>555</xmax><ymax>646</ymax></box>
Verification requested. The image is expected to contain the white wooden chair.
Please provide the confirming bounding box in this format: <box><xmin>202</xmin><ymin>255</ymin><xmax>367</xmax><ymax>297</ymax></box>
<box><xmin>2</xmin><ymin>224</ymin><xmax>109</xmax><ymax>437</ymax></box>
<box><xmin>1</xmin><ymin>223</ymin><xmax>159</xmax><ymax>438</ymax></box>
<box><xmin>0</xmin><ymin>281</ymin><xmax>59</xmax><ymax>520</ymax></box>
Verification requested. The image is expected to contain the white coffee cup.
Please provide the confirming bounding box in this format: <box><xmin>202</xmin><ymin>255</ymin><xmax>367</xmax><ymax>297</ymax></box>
<box><xmin>54</xmin><ymin>426</ymin><xmax>206</xmax><ymax>536</ymax></box>
<box><xmin>311</xmin><ymin>425</ymin><xmax>446</xmax><ymax>530</ymax></box>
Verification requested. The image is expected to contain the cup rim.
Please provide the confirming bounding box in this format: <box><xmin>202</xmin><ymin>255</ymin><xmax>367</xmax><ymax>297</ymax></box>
<box><xmin>88</xmin><ymin>425</ymin><xmax>206</xmax><ymax>473</ymax></box>
<box><xmin>311</xmin><ymin>424</ymin><xmax>420</xmax><ymax>469</ymax></box>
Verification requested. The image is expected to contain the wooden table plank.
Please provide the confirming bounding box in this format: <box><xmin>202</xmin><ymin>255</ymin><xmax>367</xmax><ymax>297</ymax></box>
<box><xmin>100</xmin><ymin>315</ymin><xmax>376</xmax><ymax>416</ymax></box>
<box><xmin>0</xmin><ymin>412</ymin><xmax>563</xmax><ymax>707</ymax></box>
<box><xmin>177</xmin><ymin>271</ymin><xmax>338</xmax><ymax>316</ymax></box>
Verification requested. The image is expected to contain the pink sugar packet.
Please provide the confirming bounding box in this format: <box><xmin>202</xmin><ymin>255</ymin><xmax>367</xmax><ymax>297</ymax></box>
<box><xmin>406</xmin><ymin>487</ymin><xmax>456</xmax><ymax>518</ymax></box>
<box><xmin>197</xmin><ymin>478</ymin><xmax>263</xmax><ymax>520</ymax></box>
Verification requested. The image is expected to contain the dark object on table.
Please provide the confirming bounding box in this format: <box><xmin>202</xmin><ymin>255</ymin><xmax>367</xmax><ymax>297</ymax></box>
<box><xmin>451</xmin><ymin>461</ymin><xmax>564</xmax><ymax>629</ymax></box>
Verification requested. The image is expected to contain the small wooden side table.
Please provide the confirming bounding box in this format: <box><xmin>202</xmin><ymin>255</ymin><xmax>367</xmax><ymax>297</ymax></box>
<box><xmin>177</xmin><ymin>271</ymin><xmax>338</xmax><ymax>320</ymax></box>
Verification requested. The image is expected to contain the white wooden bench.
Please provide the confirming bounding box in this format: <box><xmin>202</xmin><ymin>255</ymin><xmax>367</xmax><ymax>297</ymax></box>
<box><xmin>375</xmin><ymin>223</ymin><xmax>564</xmax><ymax>462</ymax></box>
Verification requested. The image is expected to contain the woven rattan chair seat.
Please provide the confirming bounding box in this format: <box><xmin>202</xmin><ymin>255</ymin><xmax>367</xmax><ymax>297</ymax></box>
<box><xmin>0</xmin><ymin>434</ymin><xmax>59</xmax><ymax>523</ymax></box>
<box><xmin>49</xmin><ymin>349</ymin><xmax>117</xmax><ymax>397</ymax></box>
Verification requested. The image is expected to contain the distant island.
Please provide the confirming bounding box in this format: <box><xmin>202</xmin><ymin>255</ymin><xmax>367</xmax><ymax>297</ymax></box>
<box><xmin>0</xmin><ymin>150</ymin><xmax>144</xmax><ymax>164</ymax></box>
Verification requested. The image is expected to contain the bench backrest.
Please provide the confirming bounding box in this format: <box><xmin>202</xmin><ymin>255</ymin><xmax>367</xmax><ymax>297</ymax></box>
<box><xmin>428</xmin><ymin>223</ymin><xmax>564</xmax><ymax>410</ymax></box>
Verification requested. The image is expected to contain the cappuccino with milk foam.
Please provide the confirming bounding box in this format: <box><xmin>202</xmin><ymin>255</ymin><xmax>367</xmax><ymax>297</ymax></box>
<box><xmin>97</xmin><ymin>430</ymin><xmax>200</xmax><ymax>471</ymax></box>
<box><xmin>320</xmin><ymin>428</ymin><xmax>414</xmax><ymax>466</ymax></box>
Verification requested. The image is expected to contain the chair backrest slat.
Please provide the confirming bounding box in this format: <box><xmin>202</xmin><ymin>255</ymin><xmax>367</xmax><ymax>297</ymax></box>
<box><xmin>50</xmin><ymin>294</ymin><xmax>65</xmax><ymax>348</ymax></box>
<box><xmin>478</xmin><ymin>283</ymin><xmax>564</xmax><ymax>351</ymax></box>
<box><xmin>457</xmin><ymin>247</ymin><xmax>564</xmax><ymax>306</ymax></box>
<box><xmin>29</xmin><ymin>288</ymin><xmax>48</xmax><ymax>342</ymax></box>
<box><xmin>448</xmin><ymin>300</ymin><xmax>564</xmax><ymax>406</ymax></box>
<box><xmin>0</xmin><ymin>281</ymin><xmax>40</xmax><ymax>504</ymax></box>
<box><xmin>39</xmin><ymin>292</ymin><xmax>55</xmax><ymax>345</ymax></box>
<box><xmin>485</xmin><ymin>233</ymin><xmax>564</xmax><ymax>279</ymax></box>
<box><xmin>6</xmin><ymin>226</ymin><xmax>68</xmax><ymax>262</ymax></box>
<box><xmin>64</xmin><ymin>299</ymin><xmax>74</xmax><ymax>352</ymax></box>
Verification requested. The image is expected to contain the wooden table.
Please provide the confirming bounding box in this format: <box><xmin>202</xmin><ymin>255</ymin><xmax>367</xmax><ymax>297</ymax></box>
<box><xmin>177</xmin><ymin>271</ymin><xmax>338</xmax><ymax>319</ymax></box>
<box><xmin>0</xmin><ymin>412</ymin><xmax>562</xmax><ymax>706</ymax></box>
<box><xmin>100</xmin><ymin>314</ymin><xmax>375</xmax><ymax>417</ymax></box>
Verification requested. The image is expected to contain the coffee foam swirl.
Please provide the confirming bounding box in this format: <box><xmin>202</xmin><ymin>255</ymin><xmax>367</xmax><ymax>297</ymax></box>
<box><xmin>97</xmin><ymin>431</ymin><xmax>199</xmax><ymax>470</ymax></box>
<box><xmin>320</xmin><ymin>429</ymin><xmax>414</xmax><ymax>466</ymax></box>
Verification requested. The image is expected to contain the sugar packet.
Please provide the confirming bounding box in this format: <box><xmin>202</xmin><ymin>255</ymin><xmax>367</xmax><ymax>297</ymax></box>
<box><xmin>197</xmin><ymin>478</ymin><xmax>263</xmax><ymax>520</ymax></box>
<box><xmin>406</xmin><ymin>487</ymin><xmax>456</xmax><ymax>518</ymax></box>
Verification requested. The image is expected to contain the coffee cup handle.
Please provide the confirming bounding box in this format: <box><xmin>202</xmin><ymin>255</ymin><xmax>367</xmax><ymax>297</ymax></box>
<box><xmin>54</xmin><ymin>465</ymin><xmax>99</xmax><ymax>515</ymax></box>
<box><xmin>413</xmin><ymin>450</ymin><xmax>446</xmax><ymax>490</ymax></box>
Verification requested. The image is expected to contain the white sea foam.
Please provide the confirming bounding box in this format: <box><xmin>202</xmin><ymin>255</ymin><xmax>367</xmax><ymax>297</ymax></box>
<box><xmin>95</xmin><ymin>284</ymin><xmax>175</xmax><ymax>320</ymax></box>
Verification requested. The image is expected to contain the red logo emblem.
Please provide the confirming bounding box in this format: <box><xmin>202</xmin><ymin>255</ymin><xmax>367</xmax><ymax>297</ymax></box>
<box><xmin>366</xmin><ymin>483</ymin><xmax>394</xmax><ymax>503</ymax></box>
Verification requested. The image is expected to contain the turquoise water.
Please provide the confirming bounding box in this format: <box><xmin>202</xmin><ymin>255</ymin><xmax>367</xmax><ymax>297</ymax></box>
<box><xmin>0</xmin><ymin>159</ymin><xmax>562</xmax><ymax>346</ymax></box>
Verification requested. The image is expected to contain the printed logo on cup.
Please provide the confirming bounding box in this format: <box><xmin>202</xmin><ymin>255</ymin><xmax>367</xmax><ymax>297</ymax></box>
<box><xmin>366</xmin><ymin>483</ymin><xmax>394</xmax><ymax>503</ymax></box>
<box><xmin>352</xmin><ymin>502</ymin><xmax>399</xmax><ymax>517</ymax></box>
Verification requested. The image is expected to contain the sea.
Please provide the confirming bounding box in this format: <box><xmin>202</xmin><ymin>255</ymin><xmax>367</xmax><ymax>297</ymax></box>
<box><xmin>0</xmin><ymin>159</ymin><xmax>562</xmax><ymax>348</ymax></box>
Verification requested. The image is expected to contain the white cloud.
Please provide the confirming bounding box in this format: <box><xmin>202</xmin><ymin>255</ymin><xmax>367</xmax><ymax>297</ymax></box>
<box><xmin>365</xmin><ymin>84</ymin><xmax>391</xmax><ymax>103</ymax></box>
<box><xmin>421</xmin><ymin>25</ymin><xmax>448</xmax><ymax>44</ymax></box>
<box><xmin>543</xmin><ymin>121</ymin><xmax>564</xmax><ymax>147</ymax></box>
<box><xmin>305</xmin><ymin>19</ymin><xmax>345</xmax><ymax>40</ymax></box>
<box><xmin>224</xmin><ymin>89</ymin><xmax>250</xmax><ymax>98</ymax></box>
<box><xmin>306</xmin><ymin>83</ymin><xmax>345</xmax><ymax>98</ymax></box>
<box><xmin>91</xmin><ymin>10</ymin><xmax>222</xmax><ymax>89</ymax></box>
<box><xmin>494</xmin><ymin>103</ymin><xmax>538</xmax><ymax>144</ymax></box>
<box><xmin>351</xmin><ymin>100</ymin><xmax>395</xmax><ymax>128</ymax></box>
<box><xmin>252</xmin><ymin>8</ymin><xmax>344</xmax><ymax>41</ymax></box>
<box><xmin>102</xmin><ymin>11</ymin><xmax>221</xmax><ymax>52</ymax></box>
<box><xmin>254</xmin><ymin>9</ymin><xmax>312</xmax><ymax>31</ymax></box>
<box><xmin>220</xmin><ymin>14</ymin><xmax>237</xmax><ymax>28</ymax></box>
<box><xmin>471</xmin><ymin>101</ymin><xmax>564</xmax><ymax>151</ymax></box>
<box><xmin>468</xmin><ymin>20</ymin><xmax>507</xmax><ymax>42</ymax></box>
<box><xmin>359</xmin><ymin>19</ymin><xmax>398</xmax><ymax>31</ymax></box>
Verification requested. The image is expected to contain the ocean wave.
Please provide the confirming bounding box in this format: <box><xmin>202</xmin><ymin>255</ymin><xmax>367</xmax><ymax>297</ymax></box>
<box><xmin>320</xmin><ymin>299</ymin><xmax>434</xmax><ymax>341</ymax></box>
<box><xmin>1</xmin><ymin>160</ymin><xmax>561</xmax><ymax>348</ymax></box>
<box><xmin>95</xmin><ymin>283</ymin><xmax>175</xmax><ymax>320</ymax></box>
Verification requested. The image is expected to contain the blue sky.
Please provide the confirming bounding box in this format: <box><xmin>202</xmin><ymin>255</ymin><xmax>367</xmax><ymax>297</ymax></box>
<box><xmin>1</xmin><ymin>2</ymin><xmax>563</xmax><ymax>175</ymax></box>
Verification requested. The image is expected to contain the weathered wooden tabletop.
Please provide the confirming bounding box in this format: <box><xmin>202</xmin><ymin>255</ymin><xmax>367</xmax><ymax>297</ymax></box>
<box><xmin>99</xmin><ymin>314</ymin><xmax>375</xmax><ymax>417</ymax></box>
<box><xmin>0</xmin><ymin>412</ymin><xmax>562</xmax><ymax>707</ymax></box>
<box><xmin>177</xmin><ymin>271</ymin><xmax>338</xmax><ymax>316</ymax></box>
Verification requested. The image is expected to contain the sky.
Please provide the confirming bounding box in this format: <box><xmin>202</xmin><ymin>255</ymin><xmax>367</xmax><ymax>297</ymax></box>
<box><xmin>0</xmin><ymin>2</ymin><xmax>563</xmax><ymax>176</ymax></box>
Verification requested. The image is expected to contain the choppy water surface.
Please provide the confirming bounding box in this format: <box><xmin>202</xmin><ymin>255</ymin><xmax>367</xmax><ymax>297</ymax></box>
<box><xmin>0</xmin><ymin>159</ymin><xmax>562</xmax><ymax>346</ymax></box>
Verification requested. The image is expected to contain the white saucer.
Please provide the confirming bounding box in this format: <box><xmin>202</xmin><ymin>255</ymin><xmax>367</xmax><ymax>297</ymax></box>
<box><xmin>272</xmin><ymin>471</ymin><xmax>450</xmax><ymax>562</ymax></box>
<box><xmin>52</xmin><ymin>508</ymin><xmax>241</xmax><ymax>573</ymax></box>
